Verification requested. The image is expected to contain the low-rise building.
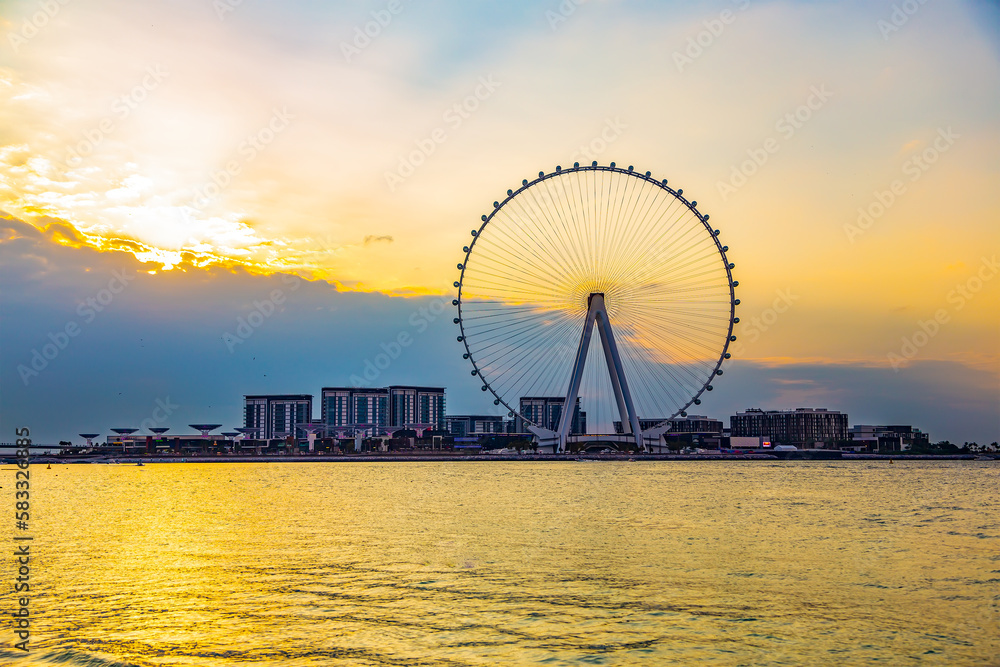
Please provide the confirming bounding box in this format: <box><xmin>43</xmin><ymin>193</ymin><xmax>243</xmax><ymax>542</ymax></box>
<box><xmin>446</xmin><ymin>415</ymin><xmax>515</xmax><ymax>437</ymax></box>
<box><xmin>850</xmin><ymin>425</ymin><xmax>929</xmax><ymax>452</ymax></box>
<box><xmin>613</xmin><ymin>415</ymin><xmax>724</xmax><ymax>434</ymax></box>
<box><xmin>610</xmin><ymin>415</ymin><xmax>725</xmax><ymax>451</ymax></box>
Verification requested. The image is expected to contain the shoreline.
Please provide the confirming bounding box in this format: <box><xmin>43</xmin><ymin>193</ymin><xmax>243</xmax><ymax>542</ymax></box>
<box><xmin>6</xmin><ymin>453</ymin><xmax>988</xmax><ymax>464</ymax></box>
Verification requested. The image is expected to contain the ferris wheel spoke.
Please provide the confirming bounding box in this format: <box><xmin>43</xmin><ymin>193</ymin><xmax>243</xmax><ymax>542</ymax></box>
<box><xmin>488</xmin><ymin>205</ymin><xmax>581</xmax><ymax>287</ymax></box>
<box><xmin>614</xmin><ymin>178</ymin><xmax>668</xmax><ymax>268</ymax></box>
<box><xmin>617</xmin><ymin>347</ymin><xmax>689</xmax><ymax>419</ymax></box>
<box><xmin>628</xmin><ymin>318</ymin><xmax>725</xmax><ymax>358</ymax></box>
<box><xmin>634</xmin><ymin>243</ymin><xmax>726</xmax><ymax>287</ymax></box>
<box><xmin>504</xmin><ymin>196</ymin><xmax>585</xmax><ymax>283</ymax></box>
<box><xmin>469</xmin><ymin>236</ymin><xmax>571</xmax><ymax>290</ymax></box>
<box><xmin>583</xmin><ymin>169</ymin><xmax>604</xmax><ymax>276</ymax></box>
<box><xmin>513</xmin><ymin>324</ymin><xmax>580</xmax><ymax>402</ymax></box>
<box><xmin>542</xmin><ymin>175</ymin><xmax>594</xmax><ymax>279</ymax></box>
<box><xmin>470</xmin><ymin>222</ymin><xmax>581</xmax><ymax>286</ymax></box>
<box><xmin>525</xmin><ymin>179</ymin><xmax>589</xmax><ymax>280</ymax></box>
<box><xmin>627</xmin><ymin>355</ymin><xmax>684</xmax><ymax>422</ymax></box>
<box><xmin>543</xmin><ymin>173</ymin><xmax>587</xmax><ymax>272</ymax></box>
<box><xmin>468</xmin><ymin>315</ymin><xmax>579</xmax><ymax>374</ymax></box>
<box><xmin>602</xmin><ymin>173</ymin><xmax>649</xmax><ymax>281</ymax></box>
<box><xmin>615</xmin><ymin>314</ymin><xmax>706</xmax><ymax>366</ymax></box>
<box><xmin>470</xmin><ymin>309</ymin><xmax>577</xmax><ymax>358</ymax></box>
<box><xmin>463</xmin><ymin>278</ymin><xmax>567</xmax><ymax>302</ymax></box>
<box><xmin>488</xmin><ymin>315</ymin><xmax>581</xmax><ymax>404</ymax></box>
<box><xmin>620</xmin><ymin>215</ymin><xmax>708</xmax><ymax>287</ymax></box>
<box><xmin>465</xmin><ymin>312</ymin><xmax>568</xmax><ymax>349</ymax></box>
<box><xmin>620</xmin><ymin>336</ymin><xmax>706</xmax><ymax>399</ymax></box>
<box><xmin>464</xmin><ymin>261</ymin><xmax>568</xmax><ymax>301</ymax></box>
<box><xmin>644</xmin><ymin>261</ymin><xmax>731</xmax><ymax>287</ymax></box>
<box><xmin>606</xmin><ymin>193</ymin><xmax>689</xmax><ymax>288</ymax></box>
<box><xmin>615</xmin><ymin>184</ymin><xmax>682</xmax><ymax>277</ymax></box>
<box><xmin>575</xmin><ymin>169</ymin><xmax>597</xmax><ymax>276</ymax></box>
<box><xmin>614</xmin><ymin>315</ymin><xmax>721</xmax><ymax>384</ymax></box>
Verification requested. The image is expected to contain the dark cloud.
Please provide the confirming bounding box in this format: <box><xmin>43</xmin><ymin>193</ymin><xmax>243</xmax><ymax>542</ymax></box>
<box><xmin>363</xmin><ymin>235</ymin><xmax>394</xmax><ymax>246</ymax></box>
<box><xmin>0</xmin><ymin>214</ymin><xmax>468</xmax><ymax>443</ymax></box>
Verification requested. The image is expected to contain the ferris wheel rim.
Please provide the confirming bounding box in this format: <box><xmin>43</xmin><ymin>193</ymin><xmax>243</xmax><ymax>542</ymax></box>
<box><xmin>454</xmin><ymin>162</ymin><xmax>738</xmax><ymax>431</ymax></box>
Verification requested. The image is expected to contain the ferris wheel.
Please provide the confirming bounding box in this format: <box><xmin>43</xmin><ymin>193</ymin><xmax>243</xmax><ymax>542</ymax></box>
<box><xmin>453</xmin><ymin>162</ymin><xmax>738</xmax><ymax>452</ymax></box>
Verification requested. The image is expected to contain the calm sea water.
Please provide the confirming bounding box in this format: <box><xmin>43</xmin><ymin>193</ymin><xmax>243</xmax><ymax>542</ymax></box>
<box><xmin>4</xmin><ymin>461</ymin><xmax>998</xmax><ymax>666</ymax></box>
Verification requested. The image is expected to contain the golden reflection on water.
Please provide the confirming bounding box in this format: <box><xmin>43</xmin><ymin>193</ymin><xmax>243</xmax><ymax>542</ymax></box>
<box><xmin>7</xmin><ymin>461</ymin><xmax>999</xmax><ymax>665</ymax></box>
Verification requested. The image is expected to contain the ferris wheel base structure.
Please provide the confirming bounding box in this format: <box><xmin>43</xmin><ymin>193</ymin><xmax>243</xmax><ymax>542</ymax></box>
<box><xmin>530</xmin><ymin>433</ymin><xmax>672</xmax><ymax>454</ymax></box>
<box><xmin>526</xmin><ymin>292</ymin><xmax>676</xmax><ymax>454</ymax></box>
<box><xmin>527</xmin><ymin>293</ymin><xmax>632</xmax><ymax>452</ymax></box>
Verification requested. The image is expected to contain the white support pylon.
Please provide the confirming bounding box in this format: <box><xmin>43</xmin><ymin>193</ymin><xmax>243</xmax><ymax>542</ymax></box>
<box><xmin>556</xmin><ymin>293</ymin><xmax>644</xmax><ymax>453</ymax></box>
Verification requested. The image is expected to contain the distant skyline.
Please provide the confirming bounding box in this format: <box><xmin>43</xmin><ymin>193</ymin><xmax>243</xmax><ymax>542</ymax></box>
<box><xmin>4</xmin><ymin>215</ymin><xmax>996</xmax><ymax>445</ymax></box>
<box><xmin>1</xmin><ymin>0</ymin><xmax>998</xmax><ymax>444</ymax></box>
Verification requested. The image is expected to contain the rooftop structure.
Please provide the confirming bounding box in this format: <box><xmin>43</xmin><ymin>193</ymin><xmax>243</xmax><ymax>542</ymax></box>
<box><xmin>189</xmin><ymin>424</ymin><xmax>222</xmax><ymax>436</ymax></box>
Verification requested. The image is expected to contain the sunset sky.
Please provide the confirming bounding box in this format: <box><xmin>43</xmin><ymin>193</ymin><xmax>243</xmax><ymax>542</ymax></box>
<box><xmin>2</xmin><ymin>0</ymin><xmax>998</xmax><ymax>444</ymax></box>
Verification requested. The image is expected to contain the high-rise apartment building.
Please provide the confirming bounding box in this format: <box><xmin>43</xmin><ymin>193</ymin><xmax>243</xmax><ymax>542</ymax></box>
<box><xmin>389</xmin><ymin>386</ymin><xmax>446</xmax><ymax>430</ymax></box>
<box><xmin>730</xmin><ymin>408</ymin><xmax>848</xmax><ymax>446</ymax></box>
<box><xmin>321</xmin><ymin>386</ymin><xmax>444</xmax><ymax>431</ymax></box>
<box><xmin>243</xmin><ymin>394</ymin><xmax>313</xmax><ymax>440</ymax></box>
